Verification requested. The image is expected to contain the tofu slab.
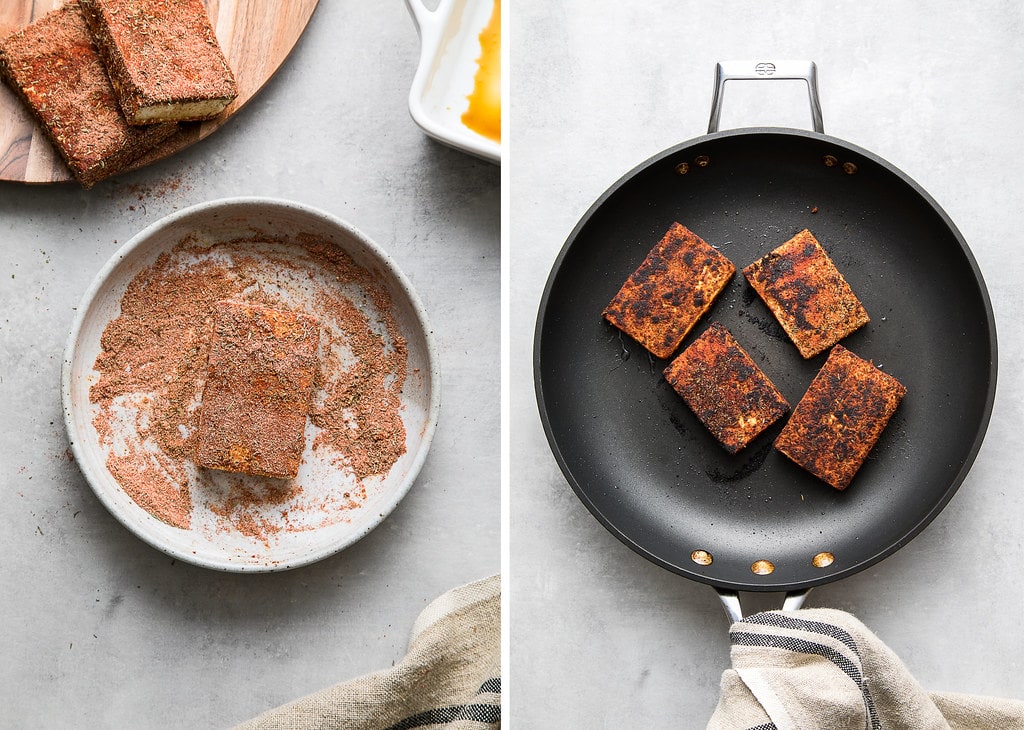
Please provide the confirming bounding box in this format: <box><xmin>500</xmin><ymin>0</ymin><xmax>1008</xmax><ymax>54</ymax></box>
<box><xmin>603</xmin><ymin>223</ymin><xmax>735</xmax><ymax>359</ymax></box>
<box><xmin>664</xmin><ymin>322</ymin><xmax>790</xmax><ymax>454</ymax></box>
<box><xmin>774</xmin><ymin>345</ymin><xmax>906</xmax><ymax>490</ymax></box>
<box><xmin>743</xmin><ymin>229</ymin><xmax>869</xmax><ymax>359</ymax></box>
<box><xmin>78</xmin><ymin>0</ymin><xmax>238</xmax><ymax>124</ymax></box>
<box><xmin>0</xmin><ymin>4</ymin><xmax>177</xmax><ymax>187</ymax></box>
<box><xmin>196</xmin><ymin>301</ymin><xmax>320</xmax><ymax>479</ymax></box>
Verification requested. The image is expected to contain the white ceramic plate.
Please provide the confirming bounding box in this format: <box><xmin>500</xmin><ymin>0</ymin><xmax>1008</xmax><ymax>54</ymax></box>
<box><xmin>61</xmin><ymin>198</ymin><xmax>440</xmax><ymax>572</ymax></box>
<box><xmin>406</xmin><ymin>0</ymin><xmax>500</xmax><ymax>163</ymax></box>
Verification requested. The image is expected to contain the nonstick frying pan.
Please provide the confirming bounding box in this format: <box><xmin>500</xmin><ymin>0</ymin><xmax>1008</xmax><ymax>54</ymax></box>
<box><xmin>534</xmin><ymin>61</ymin><xmax>997</xmax><ymax>618</ymax></box>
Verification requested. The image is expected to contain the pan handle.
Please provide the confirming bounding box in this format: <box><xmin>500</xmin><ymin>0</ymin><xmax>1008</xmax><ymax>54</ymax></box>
<box><xmin>708</xmin><ymin>60</ymin><xmax>824</xmax><ymax>134</ymax></box>
<box><xmin>716</xmin><ymin>588</ymin><xmax>812</xmax><ymax>623</ymax></box>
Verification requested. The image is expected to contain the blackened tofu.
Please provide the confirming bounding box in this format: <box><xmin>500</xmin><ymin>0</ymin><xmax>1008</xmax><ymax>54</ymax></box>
<box><xmin>603</xmin><ymin>223</ymin><xmax>735</xmax><ymax>359</ymax></box>
<box><xmin>664</xmin><ymin>322</ymin><xmax>790</xmax><ymax>454</ymax></box>
<box><xmin>743</xmin><ymin>229</ymin><xmax>869</xmax><ymax>359</ymax></box>
<box><xmin>196</xmin><ymin>301</ymin><xmax>320</xmax><ymax>479</ymax></box>
<box><xmin>774</xmin><ymin>345</ymin><xmax>906</xmax><ymax>490</ymax></box>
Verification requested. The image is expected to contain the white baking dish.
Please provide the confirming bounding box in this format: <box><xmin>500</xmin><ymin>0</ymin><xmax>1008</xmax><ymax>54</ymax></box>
<box><xmin>405</xmin><ymin>0</ymin><xmax>500</xmax><ymax>163</ymax></box>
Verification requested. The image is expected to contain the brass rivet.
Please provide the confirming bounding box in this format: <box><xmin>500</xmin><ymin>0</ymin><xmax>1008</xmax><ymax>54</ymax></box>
<box><xmin>694</xmin><ymin>154</ymin><xmax>711</xmax><ymax>167</ymax></box>
<box><xmin>842</xmin><ymin>161</ymin><xmax>858</xmax><ymax>175</ymax></box>
<box><xmin>751</xmin><ymin>559</ymin><xmax>775</xmax><ymax>575</ymax></box>
<box><xmin>812</xmin><ymin>551</ymin><xmax>835</xmax><ymax>568</ymax></box>
<box><xmin>691</xmin><ymin>549</ymin><xmax>713</xmax><ymax>566</ymax></box>
<box><xmin>675</xmin><ymin>161</ymin><xmax>690</xmax><ymax>175</ymax></box>
<box><xmin>822</xmin><ymin>154</ymin><xmax>838</xmax><ymax>167</ymax></box>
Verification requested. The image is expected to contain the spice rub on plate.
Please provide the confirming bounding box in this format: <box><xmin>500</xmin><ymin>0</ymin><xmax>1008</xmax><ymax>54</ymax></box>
<box><xmin>664</xmin><ymin>322</ymin><xmax>790</xmax><ymax>454</ymax></box>
<box><xmin>0</xmin><ymin>3</ymin><xmax>177</xmax><ymax>187</ymax></box>
<box><xmin>743</xmin><ymin>229</ymin><xmax>869</xmax><ymax>359</ymax></box>
<box><xmin>64</xmin><ymin>200</ymin><xmax>439</xmax><ymax>571</ymax></box>
<box><xmin>79</xmin><ymin>0</ymin><xmax>238</xmax><ymax>124</ymax></box>
<box><xmin>603</xmin><ymin>222</ymin><xmax>735</xmax><ymax>359</ymax></box>
<box><xmin>775</xmin><ymin>344</ymin><xmax>906</xmax><ymax>490</ymax></box>
<box><xmin>195</xmin><ymin>301</ymin><xmax>320</xmax><ymax>479</ymax></box>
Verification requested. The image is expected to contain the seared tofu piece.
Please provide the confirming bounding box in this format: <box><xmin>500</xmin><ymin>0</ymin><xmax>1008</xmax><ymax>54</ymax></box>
<box><xmin>196</xmin><ymin>301</ymin><xmax>320</xmax><ymax>479</ymax></box>
<box><xmin>604</xmin><ymin>223</ymin><xmax>735</xmax><ymax>359</ymax></box>
<box><xmin>664</xmin><ymin>322</ymin><xmax>789</xmax><ymax>454</ymax></box>
<box><xmin>743</xmin><ymin>229</ymin><xmax>869</xmax><ymax>359</ymax></box>
<box><xmin>79</xmin><ymin>0</ymin><xmax>237</xmax><ymax>124</ymax></box>
<box><xmin>0</xmin><ymin>4</ymin><xmax>177</xmax><ymax>187</ymax></box>
<box><xmin>775</xmin><ymin>345</ymin><xmax>906</xmax><ymax>490</ymax></box>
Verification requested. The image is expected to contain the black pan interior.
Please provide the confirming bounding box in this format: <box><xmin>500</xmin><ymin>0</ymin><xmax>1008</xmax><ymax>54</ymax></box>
<box><xmin>535</xmin><ymin>129</ymin><xmax>996</xmax><ymax>592</ymax></box>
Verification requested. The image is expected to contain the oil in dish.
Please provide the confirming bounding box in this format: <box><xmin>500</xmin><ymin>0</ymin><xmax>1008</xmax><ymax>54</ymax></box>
<box><xmin>462</xmin><ymin>0</ymin><xmax>500</xmax><ymax>142</ymax></box>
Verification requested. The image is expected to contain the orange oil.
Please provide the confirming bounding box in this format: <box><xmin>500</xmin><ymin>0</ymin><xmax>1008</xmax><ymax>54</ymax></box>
<box><xmin>462</xmin><ymin>0</ymin><xmax>500</xmax><ymax>142</ymax></box>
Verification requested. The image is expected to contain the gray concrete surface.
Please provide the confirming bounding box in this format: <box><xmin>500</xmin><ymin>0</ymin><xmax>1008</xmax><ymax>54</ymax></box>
<box><xmin>511</xmin><ymin>1</ymin><xmax>1024</xmax><ymax>727</ymax></box>
<box><xmin>9</xmin><ymin>1</ymin><xmax>1024</xmax><ymax>727</ymax></box>
<box><xmin>0</xmin><ymin>3</ymin><xmax>499</xmax><ymax>727</ymax></box>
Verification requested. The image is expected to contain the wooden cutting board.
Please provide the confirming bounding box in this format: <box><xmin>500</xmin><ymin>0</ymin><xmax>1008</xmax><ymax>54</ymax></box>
<box><xmin>0</xmin><ymin>0</ymin><xmax>320</xmax><ymax>184</ymax></box>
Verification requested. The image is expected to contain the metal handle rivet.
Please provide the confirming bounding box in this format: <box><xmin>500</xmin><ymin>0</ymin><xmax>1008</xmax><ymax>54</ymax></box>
<box><xmin>751</xmin><ymin>559</ymin><xmax>775</xmax><ymax>575</ymax></box>
<box><xmin>675</xmin><ymin>162</ymin><xmax>690</xmax><ymax>175</ymax></box>
<box><xmin>691</xmin><ymin>549</ymin><xmax>713</xmax><ymax>566</ymax></box>
<box><xmin>812</xmin><ymin>552</ymin><xmax>835</xmax><ymax>568</ymax></box>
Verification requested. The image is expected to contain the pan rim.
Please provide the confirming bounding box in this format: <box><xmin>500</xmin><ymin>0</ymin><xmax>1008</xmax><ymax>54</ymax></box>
<box><xmin>533</xmin><ymin>127</ymin><xmax>998</xmax><ymax>593</ymax></box>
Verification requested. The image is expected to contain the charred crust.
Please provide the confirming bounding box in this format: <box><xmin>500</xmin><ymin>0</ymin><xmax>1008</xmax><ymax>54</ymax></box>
<box><xmin>774</xmin><ymin>344</ymin><xmax>906</xmax><ymax>490</ymax></box>
<box><xmin>603</xmin><ymin>223</ymin><xmax>735</xmax><ymax>360</ymax></box>
<box><xmin>664</xmin><ymin>322</ymin><xmax>790</xmax><ymax>454</ymax></box>
<box><xmin>742</xmin><ymin>229</ymin><xmax>869</xmax><ymax>359</ymax></box>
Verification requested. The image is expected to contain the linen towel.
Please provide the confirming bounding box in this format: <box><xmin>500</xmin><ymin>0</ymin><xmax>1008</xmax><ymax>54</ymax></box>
<box><xmin>707</xmin><ymin>608</ymin><xmax>1024</xmax><ymax>730</ymax></box>
<box><xmin>234</xmin><ymin>574</ymin><xmax>500</xmax><ymax>730</ymax></box>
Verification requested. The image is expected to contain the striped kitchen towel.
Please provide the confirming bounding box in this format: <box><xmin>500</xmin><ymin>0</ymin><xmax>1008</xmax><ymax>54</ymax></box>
<box><xmin>707</xmin><ymin>608</ymin><xmax>1024</xmax><ymax>730</ymax></box>
<box><xmin>234</xmin><ymin>574</ymin><xmax>500</xmax><ymax>730</ymax></box>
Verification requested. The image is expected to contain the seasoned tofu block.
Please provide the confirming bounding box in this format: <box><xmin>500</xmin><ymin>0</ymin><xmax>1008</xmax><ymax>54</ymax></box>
<box><xmin>196</xmin><ymin>301</ymin><xmax>320</xmax><ymax>479</ymax></box>
<box><xmin>604</xmin><ymin>223</ymin><xmax>735</xmax><ymax>359</ymax></box>
<box><xmin>774</xmin><ymin>345</ymin><xmax>906</xmax><ymax>490</ymax></box>
<box><xmin>743</xmin><ymin>229</ymin><xmax>869</xmax><ymax>359</ymax></box>
<box><xmin>79</xmin><ymin>0</ymin><xmax>238</xmax><ymax>124</ymax></box>
<box><xmin>664</xmin><ymin>322</ymin><xmax>790</xmax><ymax>454</ymax></box>
<box><xmin>0</xmin><ymin>4</ymin><xmax>177</xmax><ymax>187</ymax></box>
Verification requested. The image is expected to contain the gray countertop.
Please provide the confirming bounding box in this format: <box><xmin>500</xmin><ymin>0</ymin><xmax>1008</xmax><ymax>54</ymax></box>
<box><xmin>8</xmin><ymin>1</ymin><xmax>1024</xmax><ymax>727</ymax></box>
<box><xmin>0</xmin><ymin>2</ymin><xmax>499</xmax><ymax>727</ymax></box>
<box><xmin>511</xmin><ymin>1</ymin><xmax>1024</xmax><ymax>726</ymax></box>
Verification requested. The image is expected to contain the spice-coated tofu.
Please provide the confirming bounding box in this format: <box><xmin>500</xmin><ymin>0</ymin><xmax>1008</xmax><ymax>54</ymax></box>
<box><xmin>664</xmin><ymin>322</ymin><xmax>789</xmax><ymax>454</ymax></box>
<box><xmin>196</xmin><ymin>301</ymin><xmax>320</xmax><ymax>479</ymax></box>
<box><xmin>0</xmin><ymin>4</ymin><xmax>177</xmax><ymax>187</ymax></box>
<box><xmin>743</xmin><ymin>229</ymin><xmax>869</xmax><ymax>359</ymax></box>
<box><xmin>603</xmin><ymin>223</ymin><xmax>735</xmax><ymax>359</ymax></box>
<box><xmin>79</xmin><ymin>0</ymin><xmax>238</xmax><ymax>124</ymax></box>
<box><xmin>774</xmin><ymin>345</ymin><xmax>906</xmax><ymax>490</ymax></box>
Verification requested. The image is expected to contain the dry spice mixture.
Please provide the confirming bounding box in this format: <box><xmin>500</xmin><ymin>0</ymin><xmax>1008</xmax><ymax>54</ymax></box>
<box><xmin>89</xmin><ymin>234</ymin><xmax>408</xmax><ymax>544</ymax></box>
